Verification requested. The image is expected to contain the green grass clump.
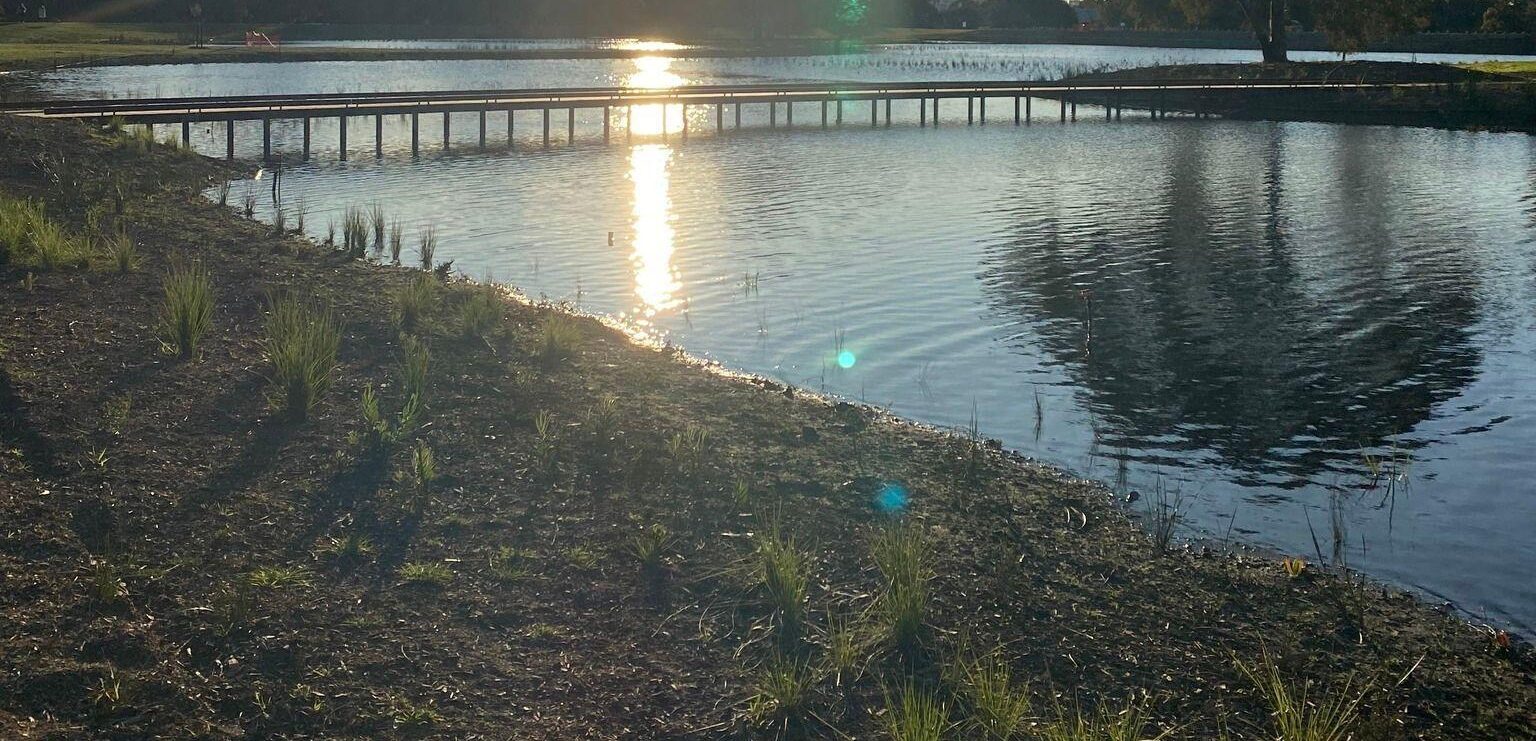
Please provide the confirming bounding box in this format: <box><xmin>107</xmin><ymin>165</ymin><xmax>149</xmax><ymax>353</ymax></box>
<box><xmin>247</xmin><ymin>565</ymin><xmax>312</xmax><ymax>590</ymax></box>
<box><xmin>1038</xmin><ymin>696</ymin><xmax>1162</xmax><ymax>741</ymax></box>
<box><xmin>952</xmin><ymin>650</ymin><xmax>1033</xmax><ymax>740</ymax></box>
<box><xmin>538</xmin><ymin>313</ymin><xmax>582</xmax><ymax>366</ymax></box>
<box><xmin>458</xmin><ymin>284</ymin><xmax>501</xmax><ymax>342</ymax></box>
<box><xmin>628</xmin><ymin>523</ymin><xmax>674</xmax><ymax>574</ymax></box>
<box><xmin>398</xmin><ymin>561</ymin><xmax>453</xmax><ymax>586</ymax></box>
<box><xmin>393</xmin><ymin>274</ymin><xmax>438</xmax><ymax>333</ymax></box>
<box><xmin>745</xmin><ymin>659</ymin><xmax>818</xmax><ymax>735</ymax></box>
<box><xmin>102</xmin><ymin>233</ymin><xmax>139</xmax><ymax>273</ymax></box>
<box><xmin>26</xmin><ymin>219</ymin><xmax>92</xmax><ymax>270</ymax></box>
<box><xmin>399</xmin><ymin>440</ymin><xmax>436</xmax><ymax>515</ymax></box>
<box><xmin>157</xmin><ymin>259</ymin><xmax>215</xmax><ymax>359</ymax></box>
<box><xmin>871</xmin><ymin>524</ymin><xmax>932</xmax><ymax>656</ymax></box>
<box><xmin>882</xmin><ymin>681</ymin><xmax>950</xmax><ymax>741</ymax></box>
<box><xmin>388</xmin><ymin>218</ymin><xmax>404</xmax><ymax>264</ymax></box>
<box><xmin>1237</xmin><ymin>649</ymin><xmax>1365</xmax><ymax>741</ymax></box>
<box><xmin>0</xmin><ymin>195</ymin><xmax>45</xmax><ymax>266</ymax></box>
<box><xmin>264</xmin><ymin>295</ymin><xmax>341</xmax><ymax>421</ymax></box>
<box><xmin>417</xmin><ymin>225</ymin><xmax>437</xmax><ymax>270</ymax></box>
<box><xmin>752</xmin><ymin>514</ymin><xmax>810</xmax><ymax>643</ymax></box>
<box><xmin>369</xmin><ymin>202</ymin><xmax>386</xmax><ymax>250</ymax></box>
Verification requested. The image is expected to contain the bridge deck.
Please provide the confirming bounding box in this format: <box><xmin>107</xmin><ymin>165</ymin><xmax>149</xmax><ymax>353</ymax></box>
<box><xmin>2</xmin><ymin>78</ymin><xmax>1475</xmax><ymax>124</ymax></box>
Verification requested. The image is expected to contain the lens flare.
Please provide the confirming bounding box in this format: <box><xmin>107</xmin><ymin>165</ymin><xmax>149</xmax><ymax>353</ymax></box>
<box><xmin>875</xmin><ymin>483</ymin><xmax>909</xmax><ymax>514</ymax></box>
<box><xmin>837</xmin><ymin>350</ymin><xmax>857</xmax><ymax>369</ymax></box>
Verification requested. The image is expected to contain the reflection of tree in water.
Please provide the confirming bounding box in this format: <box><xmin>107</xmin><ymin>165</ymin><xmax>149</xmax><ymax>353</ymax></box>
<box><xmin>979</xmin><ymin>123</ymin><xmax>1483</xmax><ymax>486</ymax></box>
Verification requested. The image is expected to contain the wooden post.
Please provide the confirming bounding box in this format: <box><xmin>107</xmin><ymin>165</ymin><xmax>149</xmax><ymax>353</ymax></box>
<box><xmin>375</xmin><ymin>115</ymin><xmax>383</xmax><ymax>157</ymax></box>
<box><xmin>716</xmin><ymin>103</ymin><xmax>723</xmax><ymax>133</ymax></box>
<box><xmin>542</xmin><ymin>108</ymin><xmax>550</xmax><ymax>148</ymax></box>
<box><xmin>1026</xmin><ymin>96</ymin><xmax>1031</xmax><ymax>124</ymax></box>
<box><xmin>226</xmin><ymin>120</ymin><xmax>234</xmax><ymax>159</ymax></box>
<box><xmin>980</xmin><ymin>97</ymin><xmax>986</xmax><ymax>124</ymax></box>
<box><xmin>836</xmin><ymin>99</ymin><xmax>843</xmax><ymax>126</ymax></box>
<box><xmin>411</xmin><ymin>113</ymin><xmax>419</xmax><ymax>155</ymax></box>
<box><xmin>920</xmin><ymin>98</ymin><xmax>926</xmax><ymax>127</ymax></box>
<box><xmin>603</xmin><ymin>107</ymin><xmax>610</xmax><ymax>143</ymax></box>
<box><xmin>567</xmin><ymin>107</ymin><xmax>575</xmax><ymax>144</ymax></box>
<box><xmin>770</xmin><ymin>101</ymin><xmax>776</xmax><ymax>128</ymax></box>
<box><xmin>1106</xmin><ymin>105</ymin><xmax>1112</xmax><ymax>122</ymax></box>
<box><xmin>821</xmin><ymin>100</ymin><xmax>828</xmax><ymax>128</ymax></box>
<box><xmin>443</xmin><ymin>112</ymin><xmax>450</xmax><ymax>149</ymax></box>
<box><xmin>338</xmin><ymin>116</ymin><xmax>346</xmax><ymax>161</ymax></box>
<box><xmin>626</xmin><ymin>106</ymin><xmax>633</xmax><ymax>142</ymax></box>
<box><xmin>682</xmin><ymin>105</ymin><xmax>689</xmax><ymax>139</ymax></box>
<box><xmin>479</xmin><ymin>110</ymin><xmax>487</xmax><ymax>149</ymax></box>
<box><xmin>967</xmin><ymin>97</ymin><xmax>974</xmax><ymax>125</ymax></box>
<box><xmin>884</xmin><ymin>98</ymin><xmax>892</xmax><ymax>127</ymax></box>
<box><xmin>1014</xmin><ymin>96</ymin><xmax>1020</xmax><ymax>125</ymax></box>
<box><xmin>786</xmin><ymin>101</ymin><xmax>793</xmax><ymax>127</ymax></box>
<box><xmin>181</xmin><ymin>121</ymin><xmax>190</xmax><ymax>146</ymax></box>
<box><xmin>507</xmin><ymin>108</ymin><xmax>515</xmax><ymax>149</ymax></box>
<box><xmin>262</xmin><ymin>117</ymin><xmax>271</xmax><ymax>161</ymax></box>
<box><xmin>1059</xmin><ymin>98</ymin><xmax>1066</xmax><ymax>122</ymax></box>
<box><xmin>1071</xmin><ymin>102</ymin><xmax>1077</xmax><ymax>121</ymax></box>
<box><xmin>302</xmin><ymin>117</ymin><xmax>311</xmax><ymax>161</ymax></box>
<box><xmin>870</xmin><ymin>99</ymin><xmax>876</xmax><ymax>127</ymax></box>
<box><xmin>735</xmin><ymin>102</ymin><xmax>742</xmax><ymax>129</ymax></box>
<box><xmin>932</xmin><ymin>97</ymin><xmax>939</xmax><ymax>125</ymax></box>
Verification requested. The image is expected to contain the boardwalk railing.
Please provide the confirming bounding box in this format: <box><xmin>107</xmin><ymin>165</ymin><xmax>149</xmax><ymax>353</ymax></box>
<box><xmin>3</xmin><ymin>78</ymin><xmax>1510</xmax><ymax>160</ymax></box>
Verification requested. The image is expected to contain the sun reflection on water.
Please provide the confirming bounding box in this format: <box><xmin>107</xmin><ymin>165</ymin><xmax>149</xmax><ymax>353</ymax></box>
<box><xmin>625</xmin><ymin>57</ymin><xmax>685</xmax><ymax>137</ymax></box>
<box><xmin>629</xmin><ymin>143</ymin><xmax>681</xmax><ymax>318</ymax></box>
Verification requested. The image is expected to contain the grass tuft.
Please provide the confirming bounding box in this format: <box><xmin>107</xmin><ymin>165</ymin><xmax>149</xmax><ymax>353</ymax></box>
<box><xmin>417</xmin><ymin>225</ymin><xmax>437</xmax><ymax>270</ymax></box>
<box><xmin>752</xmin><ymin>511</ymin><xmax>810</xmax><ymax>643</ymax></box>
<box><xmin>398</xmin><ymin>560</ymin><xmax>453</xmax><ymax>586</ymax></box>
<box><xmin>103</xmin><ymin>233</ymin><xmax>138</xmax><ymax>273</ymax></box>
<box><xmin>871</xmin><ymin>523</ymin><xmax>932</xmax><ymax>656</ymax></box>
<box><xmin>538</xmin><ymin>313</ymin><xmax>582</xmax><ymax>367</ymax></box>
<box><xmin>458</xmin><ymin>283</ymin><xmax>501</xmax><ymax>342</ymax></box>
<box><xmin>264</xmin><ymin>294</ymin><xmax>341</xmax><ymax>421</ymax></box>
<box><xmin>952</xmin><ymin>649</ymin><xmax>1033</xmax><ymax>740</ymax></box>
<box><xmin>882</xmin><ymin>680</ymin><xmax>950</xmax><ymax>741</ymax></box>
<box><xmin>393</xmin><ymin>273</ymin><xmax>438</xmax><ymax>333</ymax></box>
<box><xmin>342</xmin><ymin>206</ymin><xmax>368</xmax><ymax>258</ymax></box>
<box><xmin>745</xmin><ymin>659</ymin><xmax>818</xmax><ymax>734</ymax></box>
<box><xmin>1237</xmin><ymin>649</ymin><xmax>1365</xmax><ymax>741</ymax></box>
<box><xmin>157</xmin><ymin>258</ymin><xmax>215</xmax><ymax>359</ymax></box>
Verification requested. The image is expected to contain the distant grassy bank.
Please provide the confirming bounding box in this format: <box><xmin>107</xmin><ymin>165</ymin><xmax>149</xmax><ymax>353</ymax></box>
<box><xmin>0</xmin><ymin>110</ymin><xmax>1534</xmax><ymax>737</ymax></box>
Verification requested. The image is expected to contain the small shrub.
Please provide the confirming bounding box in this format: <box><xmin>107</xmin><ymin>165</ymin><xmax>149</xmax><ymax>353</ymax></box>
<box><xmin>393</xmin><ymin>274</ymin><xmax>438</xmax><ymax>333</ymax></box>
<box><xmin>215</xmin><ymin>180</ymin><xmax>230</xmax><ymax>207</ymax></box>
<box><xmin>401</xmin><ymin>334</ymin><xmax>430</xmax><ymax>404</ymax></box>
<box><xmin>533</xmin><ymin>410</ymin><xmax>559</xmax><ymax>478</ymax></box>
<box><xmin>398</xmin><ymin>440</ymin><xmax>437</xmax><ymax>514</ymax></box>
<box><xmin>264</xmin><ymin>295</ymin><xmax>341</xmax><ymax>421</ymax></box>
<box><xmin>628</xmin><ymin>524</ymin><xmax>674</xmax><ymax>574</ymax></box>
<box><xmin>157</xmin><ymin>259</ymin><xmax>215</xmax><ymax>359</ymax></box>
<box><xmin>882</xmin><ymin>681</ymin><xmax>949</xmax><ymax>741</ymax></box>
<box><xmin>87</xmin><ymin>557</ymin><xmax>128</xmax><ymax>605</ymax></box>
<box><xmin>398</xmin><ymin>561</ymin><xmax>453</xmax><ymax>586</ymax></box>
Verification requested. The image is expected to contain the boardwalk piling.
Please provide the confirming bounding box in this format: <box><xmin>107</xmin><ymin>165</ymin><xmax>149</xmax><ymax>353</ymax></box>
<box><xmin>980</xmin><ymin>96</ymin><xmax>986</xmax><ymax>124</ymax></box>
<box><xmin>442</xmin><ymin>112</ymin><xmax>450</xmax><ymax>150</ymax></box>
<box><xmin>821</xmin><ymin>100</ymin><xmax>828</xmax><ymax>127</ymax></box>
<box><xmin>507</xmin><ymin>109</ymin><xmax>515</xmax><ymax>149</ymax></box>
<box><xmin>603</xmin><ymin>107</ymin><xmax>611</xmax><ymax>143</ymax></box>
<box><xmin>375</xmin><ymin>115</ymin><xmax>383</xmax><ymax>157</ymax></box>
<box><xmin>226</xmin><ymin>120</ymin><xmax>234</xmax><ymax>159</ymax></box>
<box><xmin>338</xmin><ymin>116</ymin><xmax>346</xmax><ymax>161</ymax></box>
<box><xmin>479</xmin><ymin>110</ymin><xmax>487</xmax><ymax>149</ymax></box>
<box><xmin>567</xmin><ymin>108</ymin><xmax>575</xmax><ymax>144</ymax></box>
<box><xmin>968</xmin><ymin>97</ymin><xmax>974</xmax><ymax>125</ymax></box>
<box><xmin>301</xmin><ymin>118</ymin><xmax>310</xmax><ymax>161</ymax></box>
<box><xmin>411</xmin><ymin>113</ymin><xmax>419</xmax><ymax>155</ymax></box>
<box><xmin>1014</xmin><ymin>96</ymin><xmax>1020</xmax><ymax>125</ymax></box>
<box><xmin>262</xmin><ymin>117</ymin><xmax>271</xmax><ymax>161</ymax></box>
<box><xmin>542</xmin><ymin>109</ymin><xmax>550</xmax><ymax>148</ymax></box>
<box><xmin>181</xmin><ymin>121</ymin><xmax>190</xmax><ymax>146</ymax></box>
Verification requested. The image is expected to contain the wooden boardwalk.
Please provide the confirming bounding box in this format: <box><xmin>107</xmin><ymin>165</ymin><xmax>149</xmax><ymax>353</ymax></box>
<box><xmin>2</xmin><ymin>78</ymin><xmax>1494</xmax><ymax>161</ymax></box>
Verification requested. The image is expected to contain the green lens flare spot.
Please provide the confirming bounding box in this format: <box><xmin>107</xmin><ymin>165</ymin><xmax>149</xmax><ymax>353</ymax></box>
<box><xmin>837</xmin><ymin>350</ymin><xmax>856</xmax><ymax>369</ymax></box>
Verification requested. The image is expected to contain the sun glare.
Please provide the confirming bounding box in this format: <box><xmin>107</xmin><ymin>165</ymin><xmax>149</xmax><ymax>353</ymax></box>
<box><xmin>629</xmin><ymin>144</ymin><xmax>681</xmax><ymax>317</ymax></box>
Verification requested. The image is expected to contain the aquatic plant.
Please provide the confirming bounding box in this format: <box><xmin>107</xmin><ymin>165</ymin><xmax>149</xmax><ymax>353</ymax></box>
<box><xmin>417</xmin><ymin>225</ymin><xmax>437</xmax><ymax>270</ymax></box>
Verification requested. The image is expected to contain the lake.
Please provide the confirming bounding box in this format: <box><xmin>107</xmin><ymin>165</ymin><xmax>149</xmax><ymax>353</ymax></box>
<box><xmin>23</xmin><ymin>42</ymin><xmax>1536</xmax><ymax>633</ymax></box>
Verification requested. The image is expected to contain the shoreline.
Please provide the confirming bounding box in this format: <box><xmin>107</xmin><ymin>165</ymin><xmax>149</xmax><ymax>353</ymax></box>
<box><xmin>1</xmin><ymin>114</ymin><xmax>1534</xmax><ymax>737</ymax></box>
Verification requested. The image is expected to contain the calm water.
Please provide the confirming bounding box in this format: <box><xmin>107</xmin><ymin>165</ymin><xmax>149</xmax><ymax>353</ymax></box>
<box><xmin>26</xmin><ymin>44</ymin><xmax>1536</xmax><ymax>632</ymax></box>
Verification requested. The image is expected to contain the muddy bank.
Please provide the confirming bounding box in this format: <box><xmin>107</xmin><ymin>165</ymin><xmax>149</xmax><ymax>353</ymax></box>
<box><xmin>0</xmin><ymin>113</ymin><xmax>1532</xmax><ymax>738</ymax></box>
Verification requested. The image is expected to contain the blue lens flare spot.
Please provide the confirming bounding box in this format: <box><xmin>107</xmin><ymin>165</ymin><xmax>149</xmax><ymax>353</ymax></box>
<box><xmin>837</xmin><ymin>350</ymin><xmax>857</xmax><ymax>369</ymax></box>
<box><xmin>875</xmin><ymin>483</ymin><xmax>909</xmax><ymax>514</ymax></box>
